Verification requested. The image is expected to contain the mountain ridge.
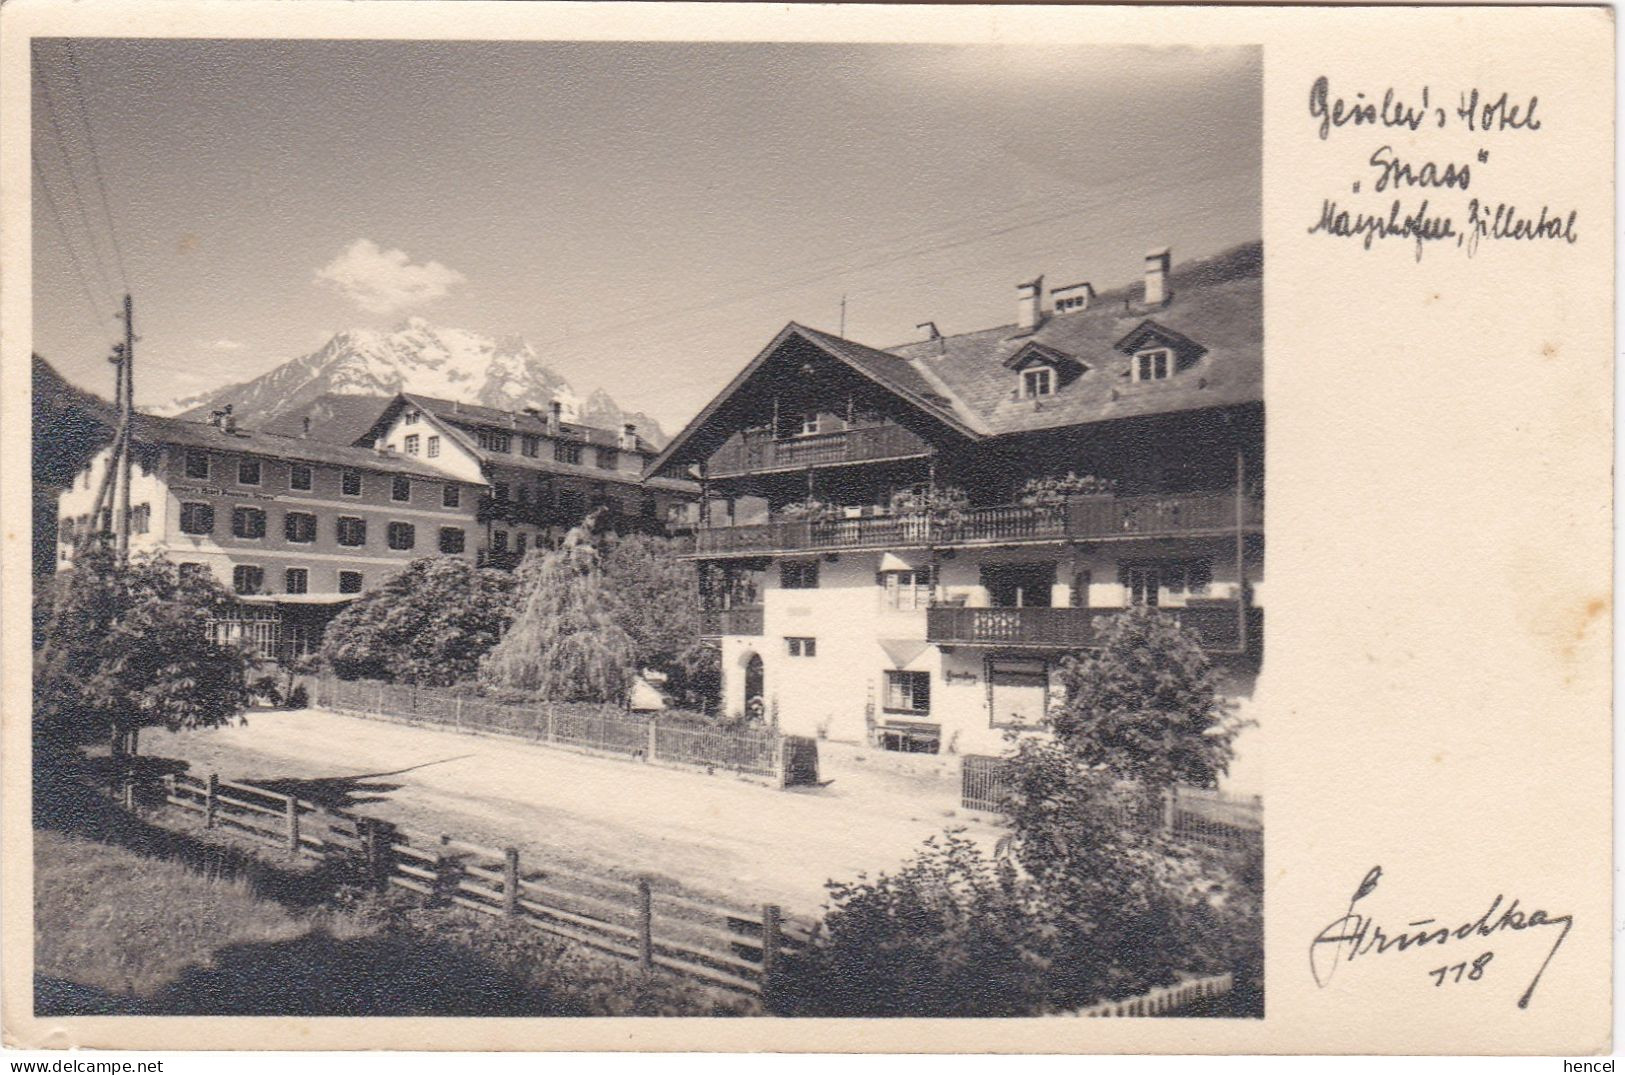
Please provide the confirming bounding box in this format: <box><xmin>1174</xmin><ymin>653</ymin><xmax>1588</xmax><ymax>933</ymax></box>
<box><xmin>157</xmin><ymin>319</ymin><xmax>668</xmax><ymax>447</ymax></box>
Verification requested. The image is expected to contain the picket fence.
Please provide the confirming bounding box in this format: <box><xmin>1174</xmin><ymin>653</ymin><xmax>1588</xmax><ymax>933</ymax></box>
<box><xmin>1061</xmin><ymin>973</ymin><xmax>1235</xmax><ymax>1018</ymax></box>
<box><xmin>960</xmin><ymin>755</ymin><xmax>1262</xmax><ymax>852</ymax></box>
<box><xmin>308</xmin><ymin>677</ymin><xmax>815</xmax><ymax>786</ymax></box>
<box><xmin>157</xmin><ymin>770</ymin><xmax>811</xmax><ymax>996</ymax></box>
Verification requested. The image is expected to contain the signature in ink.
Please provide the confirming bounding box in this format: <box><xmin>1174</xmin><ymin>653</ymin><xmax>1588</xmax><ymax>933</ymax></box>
<box><xmin>1310</xmin><ymin>866</ymin><xmax>1573</xmax><ymax>1009</ymax></box>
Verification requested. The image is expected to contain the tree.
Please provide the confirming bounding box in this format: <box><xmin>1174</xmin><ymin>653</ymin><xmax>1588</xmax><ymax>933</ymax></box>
<box><xmin>481</xmin><ymin>512</ymin><xmax>636</xmax><ymax>703</ymax></box>
<box><xmin>1049</xmin><ymin>607</ymin><xmax>1243</xmax><ymax>788</ymax></box>
<box><xmin>665</xmin><ymin>641</ymin><xmax>721</xmax><ymax>713</ymax></box>
<box><xmin>35</xmin><ymin>546</ymin><xmax>251</xmax><ymax>755</ymax></box>
<box><xmin>320</xmin><ymin>557</ymin><xmax>517</xmax><ymax>686</ymax></box>
<box><xmin>599</xmin><ymin>533</ymin><xmax>701</xmax><ymax>673</ymax></box>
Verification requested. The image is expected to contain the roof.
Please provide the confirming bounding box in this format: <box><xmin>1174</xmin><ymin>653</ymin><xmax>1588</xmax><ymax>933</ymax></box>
<box><xmin>360</xmin><ymin>394</ymin><xmax>697</xmax><ymax>495</ymax></box>
<box><xmin>882</xmin><ymin>241</ymin><xmax>1262</xmax><ymax>436</ymax></box>
<box><xmin>256</xmin><ymin>393</ymin><xmax>399</xmax><ymax>445</ymax></box>
<box><xmin>130</xmin><ymin>413</ymin><xmax>475</xmax><ymax>483</ymax></box>
<box><xmin>652</xmin><ymin>241</ymin><xmax>1260</xmax><ymax>475</ymax></box>
<box><xmin>400</xmin><ymin>393</ymin><xmax>660</xmax><ymax>455</ymax></box>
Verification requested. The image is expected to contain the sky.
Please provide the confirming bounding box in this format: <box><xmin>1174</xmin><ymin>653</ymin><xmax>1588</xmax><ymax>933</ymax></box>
<box><xmin>32</xmin><ymin>40</ymin><xmax>1260</xmax><ymax>433</ymax></box>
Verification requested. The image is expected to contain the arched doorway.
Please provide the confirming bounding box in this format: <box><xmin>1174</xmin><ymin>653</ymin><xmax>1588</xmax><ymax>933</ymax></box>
<box><xmin>743</xmin><ymin>652</ymin><xmax>765</xmax><ymax>720</ymax></box>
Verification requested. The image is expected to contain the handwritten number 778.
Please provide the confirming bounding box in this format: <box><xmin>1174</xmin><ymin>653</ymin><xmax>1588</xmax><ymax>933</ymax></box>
<box><xmin>1430</xmin><ymin>952</ymin><xmax>1494</xmax><ymax>986</ymax></box>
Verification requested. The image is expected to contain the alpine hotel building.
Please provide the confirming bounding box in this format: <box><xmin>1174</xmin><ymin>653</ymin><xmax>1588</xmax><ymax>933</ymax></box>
<box><xmin>652</xmin><ymin>242</ymin><xmax>1264</xmax><ymax>789</ymax></box>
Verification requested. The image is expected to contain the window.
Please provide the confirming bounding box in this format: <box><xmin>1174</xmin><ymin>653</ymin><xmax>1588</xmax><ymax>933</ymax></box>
<box><xmin>493</xmin><ymin>530</ymin><xmax>509</xmax><ymax>553</ymax></box>
<box><xmin>1069</xmin><ymin>569</ymin><xmax>1093</xmax><ymax>608</ymax></box>
<box><xmin>392</xmin><ymin>475</ymin><xmax>411</xmax><ymax>502</ymax></box>
<box><xmin>341</xmin><ymin>469</ymin><xmax>362</xmax><ymax>496</ymax></box>
<box><xmin>884</xmin><ymin>670</ymin><xmax>931</xmax><ymax>714</ymax></box>
<box><xmin>443</xmin><ymin>484</ymin><xmax>461</xmax><ymax>508</ymax></box>
<box><xmin>289</xmin><ymin>463</ymin><xmax>312</xmax><ymax>491</ymax></box>
<box><xmin>177</xmin><ymin>506</ymin><xmax>212</xmax><ymax>539</ymax></box>
<box><xmin>555</xmin><ymin>442</ymin><xmax>582</xmax><ymax>465</ymax></box>
<box><xmin>404</xmin><ymin>434</ymin><xmax>420</xmax><ymax>456</ymax></box>
<box><xmin>640</xmin><ymin>498</ymin><xmax>657</xmax><ymax>519</ymax></box>
<box><xmin>427</xmin><ymin>435</ymin><xmax>441</xmax><ymax>458</ymax></box>
<box><xmin>284</xmin><ymin>511</ymin><xmax>317</xmax><ymax>543</ymax></box>
<box><xmin>516</xmin><ymin>533</ymin><xmax>529</xmax><ymax>554</ymax></box>
<box><xmin>238</xmin><ymin>458</ymin><xmax>261</xmax><ymax>485</ymax></box>
<box><xmin>336</xmin><ymin>516</ymin><xmax>366</xmax><ymax>546</ymax></box>
<box><xmin>517</xmin><ymin>485</ymin><xmax>531</xmax><ymax>506</ymax></box>
<box><xmin>231</xmin><ymin>506</ymin><xmax>267</xmax><ymax>539</ymax></box>
<box><xmin>477</xmin><ymin>428</ymin><xmax>512</xmax><ymax>453</ymax></box>
<box><xmin>387</xmin><ymin>521</ymin><xmax>416</xmax><ymax>550</ymax></box>
<box><xmin>879</xmin><ymin>568</ymin><xmax>934</xmax><ymax>611</ymax></box>
<box><xmin>404</xmin><ymin>409</ymin><xmax>420</xmax><ymax>425</ymax></box>
<box><xmin>179</xmin><ymin>502</ymin><xmax>214</xmax><ymax>535</ymax></box>
<box><xmin>178</xmin><ymin>562</ymin><xmax>206</xmax><ymax>580</ymax></box>
<box><xmin>284</xmin><ymin>568</ymin><xmax>308</xmax><ymax>595</ymax></box>
<box><xmin>1123</xmin><ymin>560</ymin><xmax>1210</xmax><ymax>607</ymax></box>
<box><xmin>521</xmin><ymin>434</ymin><xmax>540</xmax><ymax>458</ymax></box>
<box><xmin>780</xmin><ymin>560</ymin><xmax>820</xmax><ymax>589</ymax></box>
<box><xmin>58</xmin><ymin>518</ymin><xmax>74</xmax><ymax>543</ymax></box>
<box><xmin>597</xmin><ymin>447</ymin><xmax>618</xmax><ymax>470</ymax></box>
<box><xmin>798</xmin><ymin>413</ymin><xmax>822</xmax><ymax>437</ymax></box>
<box><xmin>493</xmin><ymin>481</ymin><xmax>510</xmax><ymax>502</ymax></box>
<box><xmin>1021</xmin><ymin>366</ymin><xmax>1054</xmax><ymax>398</ymax></box>
<box><xmin>786</xmin><ymin>637</ymin><xmax>817</xmax><ymax>658</ymax></box>
<box><xmin>988</xmin><ymin>659</ymin><xmax>1049</xmax><ymax>726</ymax></box>
<box><xmin>185</xmin><ymin>450</ymin><xmax>209</xmax><ymax>479</ymax></box>
<box><xmin>439</xmin><ymin>526</ymin><xmax>466</xmax><ymax>554</ymax></box>
<box><xmin>232</xmin><ymin>565</ymin><xmax>264</xmax><ymax>595</ymax></box>
<box><xmin>338</xmin><ymin>571</ymin><xmax>363</xmax><ymax>595</ymax></box>
<box><xmin>131</xmin><ymin>503</ymin><xmax>150</xmax><ymax>535</ymax></box>
<box><xmin>1134</xmin><ymin>347</ymin><xmax>1173</xmax><ymax>382</ymax></box>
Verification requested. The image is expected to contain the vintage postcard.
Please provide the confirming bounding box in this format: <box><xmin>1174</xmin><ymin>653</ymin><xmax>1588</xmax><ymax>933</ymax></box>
<box><xmin>0</xmin><ymin>0</ymin><xmax>1612</xmax><ymax>1057</ymax></box>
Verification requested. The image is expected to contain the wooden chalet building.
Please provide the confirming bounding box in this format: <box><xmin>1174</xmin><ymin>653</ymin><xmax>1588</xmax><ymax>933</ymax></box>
<box><xmin>651</xmin><ymin>242</ymin><xmax>1264</xmax><ymax>785</ymax></box>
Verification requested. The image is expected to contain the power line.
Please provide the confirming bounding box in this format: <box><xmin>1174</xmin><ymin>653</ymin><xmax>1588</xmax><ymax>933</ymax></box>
<box><xmin>60</xmin><ymin>40</ymin><xmax>130</xmax><ymax>292</ymax></box>
<box><xmin>32</xmin><ymin>156</ymin><xmax>116</xmax><ymax>333</ymax></box>
<box><xmin>33</xmin><ymin>60</ymin><xmax>120</xmax><ymax>305</ymax></box>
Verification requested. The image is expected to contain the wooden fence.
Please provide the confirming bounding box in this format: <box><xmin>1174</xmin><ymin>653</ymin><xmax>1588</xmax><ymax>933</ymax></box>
<box><xmin>309</xmin><ymin>677</ymin><xmax>815</xmax><ymax>787</ymax></box>
<box><xmin>959</xmin><ymin>756</ymin><xmax>1263</xmax><ymax>851</ymax></box>
<box><xmin>1059</xmin><ymin>973</ymin><xmax>1235</xmax><ymax>1017</ymax></box>
<box><xmin>158</xmin><ymin>770</ymin><xmax>812</xmax><ymax>996</ymax></box>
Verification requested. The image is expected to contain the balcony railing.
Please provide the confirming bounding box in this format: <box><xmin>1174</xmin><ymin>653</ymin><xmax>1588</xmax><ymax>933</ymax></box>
<box><xmin>926</xmin><ymin>604</ymin><xmax>1262</xmax><ymax>654</ymax></box>
<box><xmin>698</xmin><ymin>606</ymin><xmax>765</xmax><ymax>637</ymax></box>
<box><xmin>691</xmin><ymin>492</ymin><xmax>1262</xmax><ymax>558</ymax></box>
<box><xmin>705</xmin><ymin>424</ymin><xmax>932</xmax><ymax>477</ymax></box>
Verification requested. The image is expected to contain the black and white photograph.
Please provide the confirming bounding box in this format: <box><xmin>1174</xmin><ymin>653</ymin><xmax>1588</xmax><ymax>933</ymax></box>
<box><xmin>25</xmin><ymin>34</ymin><xmax>1266</xmax><ymax>1022</ymax></box>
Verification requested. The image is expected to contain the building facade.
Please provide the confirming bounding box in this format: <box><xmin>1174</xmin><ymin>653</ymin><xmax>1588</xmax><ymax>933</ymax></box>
<box><xmin>652</xmin><ymin>242</ymin><xmax>1264</xmax><ymax>789</ymax></box>
<box><xmin>57</xmin><ymin>397</ymin><xmax>700</xmax><ymax>660</ymax></box>
<box><xmin>357</xmin><ymin>393</ymin><xmax>698</xmax><ymax>566</ymax></box>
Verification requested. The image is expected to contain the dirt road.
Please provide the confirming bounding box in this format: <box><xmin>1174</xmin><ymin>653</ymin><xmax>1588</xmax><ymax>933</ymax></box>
<box><xmin>142</xmin><ymin>708</ymin><xmax>1001</xmax><ymax>916</ymax></box>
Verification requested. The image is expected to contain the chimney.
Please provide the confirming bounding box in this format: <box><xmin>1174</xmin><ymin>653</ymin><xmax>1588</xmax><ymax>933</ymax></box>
<box><xmin>1052</xmin><ymin>282</ymin><xmax>1095</xmax><ymax>315</ymax></box>
<box><xmin>619</xmin><ymin>423</ymin><xmax>638</xmax><ymax>452</ymax></box>
<box><xmin>1016</xmin><ymin>275</ymin><xmax>1045</xmax><ymax>330</ymax></box>
<box><xmin>1143</xmin><ymin>247</ymin><xmax>1171</xmax><ymax>307</ymax></box>
<box><xmin>301</xmin><ymin>415</ymin><xmax>311</xmax><ymax>438</ymax></box>
<box><xmin>547</xmin><ymin>400</ymin><xmax>562</xmax><ymax>436</ymax></box>
<box><xmin>222</xmin><ymin>404</ymin><xmax>236</xmax><ymax>435</ymax></box>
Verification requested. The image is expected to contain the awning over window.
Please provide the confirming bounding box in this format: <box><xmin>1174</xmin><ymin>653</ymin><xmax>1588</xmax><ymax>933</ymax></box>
<box><xmin>879</xmin><ymin>637</ymin><xmax>931</xmax><ymax>669</ymax></box>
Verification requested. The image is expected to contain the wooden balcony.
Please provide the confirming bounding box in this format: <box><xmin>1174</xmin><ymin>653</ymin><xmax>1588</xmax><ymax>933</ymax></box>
<box><xmin>691</xmin><ymin>492</ymin><xmax>1262</xmax><ymax>558</ymax></box>
<box><xmin>698</xmin><ymin>606</ymin><xmax>765</xmax><ymax>638</ymax></box>
<box><xmin>705</xmin><ymin>424</ymin><xmax>932</xmax><ymax>478</ymax></box>
<box><xmin>926</xmin><ymin>604</ymin><xmax>1262</xmax><ymax>655</ymax></box>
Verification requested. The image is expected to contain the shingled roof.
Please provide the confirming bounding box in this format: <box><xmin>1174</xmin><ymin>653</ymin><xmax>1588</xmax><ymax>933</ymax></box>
<box><xmin>883</xmin><ymin>240</ymin><xmax>1262</xmax><ymax>435</ymax></box>
<box><xmin>130</xmin><ymin>413</ymin><xmax>473</xmax><ymax>483</ymax></box>
<box><xmin>652</xmin><ymin>241</ymin><xmax>1260</xmax><ymax>476</ymax></box>
<box><xmin>399</xmin><ymin>393</ymin><xmax>660</xmax><ymax>455</ymax></box>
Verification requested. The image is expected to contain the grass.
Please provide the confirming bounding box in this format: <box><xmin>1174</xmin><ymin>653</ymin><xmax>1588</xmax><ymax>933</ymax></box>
<box><xmin>33</xmin><ymin>755</ymin><xmax>757</xmax><ymax>1016</ymax></box>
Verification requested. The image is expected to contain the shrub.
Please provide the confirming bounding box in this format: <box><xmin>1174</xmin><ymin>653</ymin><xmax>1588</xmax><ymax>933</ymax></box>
<box><xmin>320</xmin><ymin>558</ymin><xmax>517</xmax><ymax>686</ymax></box>
<box><xmin>1017</xmin><ymin>472</ymin><xmax>1118</xmax><ymax>506</ymax></box>
<box><xmin>35</xmin><ymin>547</ymin><xmax>251</xmax><ymax>755</ymax></box>
<box><xmin>1050</xmin><ymin>606</ymin><xmax>1246</xmax><ymax>788</ymax></box>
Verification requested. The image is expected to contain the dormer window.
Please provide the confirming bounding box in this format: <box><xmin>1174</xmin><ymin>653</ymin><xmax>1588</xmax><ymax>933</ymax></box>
<box><xmin>799</xmin><ymin>413</ymin><xmax>822</xmax><ymax>437</ymax></box>
<box><xmin>1021</xmin><ymin>367</ymin><xmax>1054</xmax><ymax>398</ymax></box>
<box><xmin>1134</xmin><ymin>347</ymin><xmax>1173</xmax><ymax>382</ymax></box>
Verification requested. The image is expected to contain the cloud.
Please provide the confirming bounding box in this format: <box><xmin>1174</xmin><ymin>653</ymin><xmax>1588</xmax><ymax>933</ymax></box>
<box><xmin>204</xmin><ymin>338</ymin><xmax>245</xmax><ymax>351</ymax></box>
<box><xmin>313</xmin><ymin>239</ymin><xmax>466</xmax><ymax>314</ymax></box>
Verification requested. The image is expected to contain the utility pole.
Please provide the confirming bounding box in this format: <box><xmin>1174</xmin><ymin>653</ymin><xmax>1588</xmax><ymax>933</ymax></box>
<box><xmin>838</xmin><ymin>294</ymin><xmax>847</xmax><ymax>339</ymax></box>
<box><xmin>115</xmin><ymin>293</ymin><xmax>135</xmax><ymax>559</ymax></box>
